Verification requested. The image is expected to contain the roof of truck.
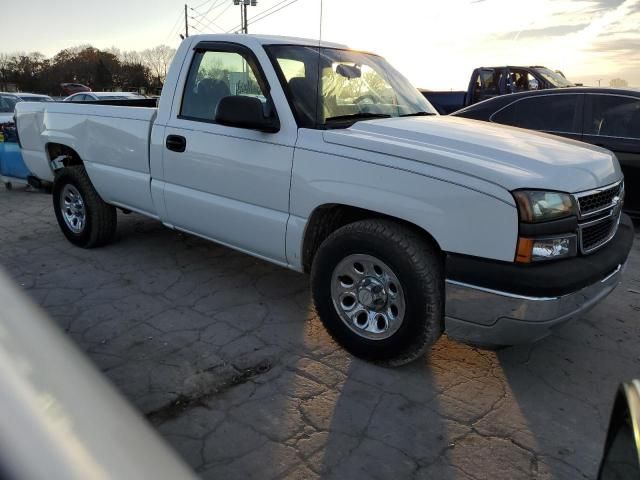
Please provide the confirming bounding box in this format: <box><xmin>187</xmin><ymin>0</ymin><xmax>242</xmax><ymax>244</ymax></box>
<box><xmin>189</xmin><ymin>33</ymin><xmax>349</xmax><ymax>49</ymax></box>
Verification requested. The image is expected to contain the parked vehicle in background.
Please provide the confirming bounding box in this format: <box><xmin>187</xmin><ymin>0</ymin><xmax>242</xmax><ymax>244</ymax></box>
<box><xmin>421</xmin><ymin>66</ymin><xmax>576</xmax><ymax>114</ymax></box>
<box><xmin>15</xmin><ymin>34</ymin><xmax>634</xmax><ymax>365</ymax></box>
<box><xmin>1</xmin><ymin>92</ymin><xmax>54</xmax><ymax>123</ymax></box>
<box><xmin>0</xmin><ymin>93</ymin><xmax>18</xmax><ymax>123</ymax></box>
<box><xmin>60</xmin><ymin>83</ymin><xmax>91</xmax><ymax>96</ymax></box>
<box><xmin>452</xmin><ymin>87</ymin><xmax>640</xmax><ymax>217</ymax></box>
<box><xmin>13</xmin><ymin>93</ymin><xmax>54</xmax><ymax>103</ymax></box>
<box><xmin>64</xmin><ymin>91</ymin><xmax>146</xmax><ymax>102</ymax></box>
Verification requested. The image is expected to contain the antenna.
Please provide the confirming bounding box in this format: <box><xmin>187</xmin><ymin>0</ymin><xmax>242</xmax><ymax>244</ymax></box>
<box><xmin>314</xmin><ymin>0</ymin><xmax>323</xmax><ymax>126</ymax></box>
<box><xmin>318</xmin><ymin>0</ymin><xmax>323</xmax><ymax>46</ymax></box>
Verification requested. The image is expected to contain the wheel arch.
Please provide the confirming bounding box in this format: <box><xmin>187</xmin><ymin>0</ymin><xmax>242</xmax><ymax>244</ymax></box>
<box><xmin>300</xmin><ymin>203</ymin><xmax>443</xmax><ymax>273</ymax></box>
<box><xmin>46</xmin><ymin>143</ymin><xmax>84</xmax><ymax>170</ymax></box>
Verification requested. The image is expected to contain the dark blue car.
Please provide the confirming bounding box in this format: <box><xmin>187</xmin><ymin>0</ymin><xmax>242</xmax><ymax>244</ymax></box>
<box><xmin>452</xmin><ymin>87</ymin><xmax>640</xmax><ymax>217</ymax></box>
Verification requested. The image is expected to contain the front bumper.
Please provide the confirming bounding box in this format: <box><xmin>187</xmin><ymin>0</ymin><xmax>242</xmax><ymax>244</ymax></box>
<box><xmin>444</xmin><ymin>214</ymin><xmax>634</xmax><ymax>346</ymax></box>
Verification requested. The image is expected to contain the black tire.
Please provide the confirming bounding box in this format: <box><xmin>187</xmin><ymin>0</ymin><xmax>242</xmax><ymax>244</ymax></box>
<box><xmin>52</xmin><ymin>165</ymin><xmax>117</xmax><ymax>248</ymax></box>
<box><xmin>311</xmin><ymin>219</ymin><xmax>444</xmax><ymax>366</ymax></box>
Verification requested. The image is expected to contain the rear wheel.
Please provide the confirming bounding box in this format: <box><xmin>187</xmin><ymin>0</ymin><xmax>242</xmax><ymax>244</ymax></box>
<box><xmin>52</xmin><ymin>166</ymin><xmax>117</xmax><ymax>248</ymax></box>
<box><xmin>311</xmin><ymin>219</ymin><xmax>444</xmax><ymax>366</ymax></box>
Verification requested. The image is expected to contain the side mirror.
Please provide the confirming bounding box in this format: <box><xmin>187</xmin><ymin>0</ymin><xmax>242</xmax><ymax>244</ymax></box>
<box><xmin>215</xmin><ymin>95</ymin><xmax>280</xmax><ymax>133</ymax></box>
<box><xmin>598</xmin><ymin>380</ymin><xmax>640</xmax><ymax>479</ymax></box>
<box><xmin>528</xmin><ymin>78</ymin><xmax>540</xmax><ymax>90</ymax></box>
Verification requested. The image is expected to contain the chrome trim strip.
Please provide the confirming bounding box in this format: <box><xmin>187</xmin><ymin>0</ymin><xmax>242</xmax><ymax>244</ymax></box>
<box><xmin>446</xmin><ymin>261</ymin><xmax>624</xmax><ymax>302</ymax></box>
<box><xmin>445</xmin><ymin>279</ymin><xmax>560</xmax><ymax>301</ymax></box>
<box><xmin>601</xmin><ymin>264</ymin><xmax>622</xmax><ymax>283</ymax></box>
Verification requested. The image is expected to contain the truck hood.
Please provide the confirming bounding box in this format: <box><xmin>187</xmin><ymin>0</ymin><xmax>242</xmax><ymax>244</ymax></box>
<box><xmin>323</xmin><ymin>116</ymin><xmax>622</xmax><ymax>193</ymax></box>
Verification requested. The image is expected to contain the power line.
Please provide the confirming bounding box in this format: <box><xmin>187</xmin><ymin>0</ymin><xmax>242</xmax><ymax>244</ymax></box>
<box><xmin>251</xmin><ymin>0</ymin><xmax>302</xmax><ymax>24</ymax></box>
<box><xmin>226</xmin><ymin>0</ymin><xmax>302</xmax><ymax>33</ymax></box>
<box><xmin>199</xmin><ymin>1</ymin><xmax>234</xmax><ymax>31</ymax></box>
<box><xmin>226</xmin><ymin>0</ymin><xmax>289</xmax><ymax>32</ymax></box>
<box><xmin>164</xmin><ymin>10</ymin><xmax>185</xmax><ymax>43</ymax></box>
<box><xmin>190</xmin><ymin>0</ymin><xmax>226</xmax><ymax>18</ymax></box>
<box><xmin>191</xmin><ymin>0</ymin><xmax>215</xmax><ymax>10</ymax></box>
<box><xmin>190</xmin><ymin>14</ymin><xmax>224</xmax><ymax>32</ymax></box>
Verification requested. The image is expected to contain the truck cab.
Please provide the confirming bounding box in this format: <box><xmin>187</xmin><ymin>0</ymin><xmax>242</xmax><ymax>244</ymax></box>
<box><xmin>422</xmin><ymin>65</ymin><xmax>575</xmax><ymax>114</ymax></box>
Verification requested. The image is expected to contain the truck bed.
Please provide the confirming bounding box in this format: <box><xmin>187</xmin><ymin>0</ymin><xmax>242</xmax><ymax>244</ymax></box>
<box><xmin>420</xmin><ymin>90</ymin><xmax>467</xmax><ymax>114</ymax></box>
<box><xmin>17</xmin><ymin>101</ymin><xmax>158</xmax><ymax>215</ymax></box>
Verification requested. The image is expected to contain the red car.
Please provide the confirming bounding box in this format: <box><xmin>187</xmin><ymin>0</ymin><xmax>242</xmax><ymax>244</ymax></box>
<box><xmin>60</xmin><ymin>83</ymin><xmax>91</xmax><ymax>96</ymax></box>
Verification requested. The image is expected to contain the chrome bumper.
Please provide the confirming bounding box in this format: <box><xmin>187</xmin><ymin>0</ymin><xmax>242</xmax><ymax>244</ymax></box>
<box><xmin>444</xmin><ymin>263</ymin><xmax>625</xmax><ymax>346</ymax></box>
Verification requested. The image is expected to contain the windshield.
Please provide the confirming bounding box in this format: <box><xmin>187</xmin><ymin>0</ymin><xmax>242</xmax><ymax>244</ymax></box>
<box><xmin>0</xmin><ymin>95</ymin><xmax>19</xmax><ymax>113</ymax></box>
<box><xmin>266</xmin><ymin>45</ymin><xmax>437</xmax><ymax>128</ymax></box>
<box><xmin>533</xmin><ymin>67</ymin><xmax>574</xmax><ymax>88</ymax></box>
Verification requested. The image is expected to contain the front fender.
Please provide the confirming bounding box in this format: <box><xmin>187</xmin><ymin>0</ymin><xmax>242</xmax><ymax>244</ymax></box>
<box><xmin>287</xmin><ymin>147</ymin><xmax>519</xmax><ymax>268</ymax></box>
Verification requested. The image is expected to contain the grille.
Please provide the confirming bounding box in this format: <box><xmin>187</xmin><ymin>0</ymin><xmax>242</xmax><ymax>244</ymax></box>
<box><xmin>580</xmin><ymin>217</ymin><xmax>616</xmax><ymax>252</ymax></box>
<box><xmin>578</xmin><ymin>183</ymin><xmax>622</xmax><ymax>215</ymax></box>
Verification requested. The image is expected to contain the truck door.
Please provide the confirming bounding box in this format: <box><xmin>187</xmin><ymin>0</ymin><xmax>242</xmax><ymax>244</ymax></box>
<box><xmin>469</xmin><ymin>68</ymin><xmax>501</xmax><ymax>105</ymax></box>
<box><xmin>159</xmin><ymin>42</ymin><xmax>297</xmax><ymax>265</ymax></box>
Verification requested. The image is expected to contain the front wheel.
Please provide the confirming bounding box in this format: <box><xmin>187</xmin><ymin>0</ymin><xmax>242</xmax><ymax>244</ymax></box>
<box><xmin>52</xmin><ymin>165</ymin><xmax>117</xmax><ymax>248</ymax></box>
<box><xmin>311</xmin><ymin>219</ymin><xmax>444</xmax><ymax>366</ymax></box>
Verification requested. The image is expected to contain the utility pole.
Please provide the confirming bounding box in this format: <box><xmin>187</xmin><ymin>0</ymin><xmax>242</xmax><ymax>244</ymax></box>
<box><xmin>233</xmin><ymin>0</ymin><xmax>257</xmax><ymax>33</ymax></box>
<box><xmin>184</xmin><ymin>4</ymin><xmax>189</xmax><ymax>38</ymax></box>
<box><xmin>243</xmin><ymin>1</ymin><xmax>248</xmax><ymax>34</ymax></box>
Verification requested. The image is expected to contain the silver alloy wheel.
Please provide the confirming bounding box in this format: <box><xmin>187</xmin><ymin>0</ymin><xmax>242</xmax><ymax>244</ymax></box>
<box><xmin>60</xmin><ymin>184</ymin><xmax>86</xmax><ymax>234</ymax></box>
<box><xmin>330</xmin><ymin>254</ymin><xmax>406</xmax><ymax>340</ymax></box>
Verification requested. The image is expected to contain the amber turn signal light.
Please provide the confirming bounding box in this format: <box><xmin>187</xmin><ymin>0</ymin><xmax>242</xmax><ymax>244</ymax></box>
<box><xmin>516</xmin><ymin>237</ymin><xmax>534</xmax><ymax>263</ymax></box>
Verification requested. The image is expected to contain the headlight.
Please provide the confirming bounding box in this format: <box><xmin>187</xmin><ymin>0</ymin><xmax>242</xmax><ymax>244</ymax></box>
<box><xmin>513</xmin><ymin>190</ymin><xmax>576</xmax><ymax>223</ymax></box>
<box><xmin>516</xmin><ymin>234</ymin><xmax>577</xmax><ymax>263</ymax></box>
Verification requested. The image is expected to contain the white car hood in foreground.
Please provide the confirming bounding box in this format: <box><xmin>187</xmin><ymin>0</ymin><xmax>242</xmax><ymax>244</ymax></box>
<box><xmin>323</xmin><ymin>116</ymin><xmax>621</xmax><ymax>193</ymax></box>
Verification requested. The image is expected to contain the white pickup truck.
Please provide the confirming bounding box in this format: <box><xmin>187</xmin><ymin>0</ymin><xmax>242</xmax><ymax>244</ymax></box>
<box><xmin>15</xmin><ymin>34</ymin><xmax>634</xmax><ymax>365</ymax></box>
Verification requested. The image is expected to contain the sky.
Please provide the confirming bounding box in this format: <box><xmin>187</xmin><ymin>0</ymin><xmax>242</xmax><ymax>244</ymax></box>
<box><xmin>2</xmin><ymin>0</ymin><xmax>639</xmax><ymax>89</ymax></box>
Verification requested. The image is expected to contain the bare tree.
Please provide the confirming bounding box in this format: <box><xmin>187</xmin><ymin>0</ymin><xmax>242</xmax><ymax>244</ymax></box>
<box><xmin>121</xmin><ymin>50</ymin><xmax>145</xmax><ymax>66</ymax></box>
<box><xmin>0</xmin><ymin>53</ymin><xmax>11</xmax><ymax>85</ymax></box>
<box><xmin>141</xmin><ymin>45</ymin><xmax>176</xmax><ymax>85</ymax></box>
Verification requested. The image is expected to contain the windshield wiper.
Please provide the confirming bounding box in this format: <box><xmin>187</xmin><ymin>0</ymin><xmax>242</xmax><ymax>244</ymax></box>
<box><xmin>324</xmin><ymin>112</ymin><xmax>391</xmax><ymax>123</ymax></box>
<box><xmin>400</xmin><ymin>111</ymin><xmax>437</xmax><ymax>117</ymax></box>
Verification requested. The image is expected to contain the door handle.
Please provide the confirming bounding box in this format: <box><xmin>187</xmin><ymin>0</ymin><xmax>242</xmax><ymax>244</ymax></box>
<box><xmin>166</xmin><ymin>135</ymin><xmax>186</xmax><ymax>153</ymax></box>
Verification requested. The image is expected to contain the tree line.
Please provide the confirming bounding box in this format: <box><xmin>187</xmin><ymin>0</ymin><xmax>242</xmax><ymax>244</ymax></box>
<box><xmin>0</xmin><ymin>45</ymin><xmax>176</xmax><ymax>96</ymax></box>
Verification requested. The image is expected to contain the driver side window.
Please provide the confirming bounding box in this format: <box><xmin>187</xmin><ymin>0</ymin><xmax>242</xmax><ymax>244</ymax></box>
<box><xmin>180</xmin><ymin>48</ymin><xmax>269</xmax><ymax>123</ymax></box>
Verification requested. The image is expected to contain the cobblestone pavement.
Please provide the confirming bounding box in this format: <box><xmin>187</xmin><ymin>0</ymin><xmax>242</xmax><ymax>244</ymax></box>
<box><xmin>0</xmin><ymin>186</ymin><xmax>639</xmax><ymax>480</ymax></box>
